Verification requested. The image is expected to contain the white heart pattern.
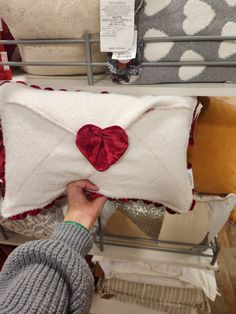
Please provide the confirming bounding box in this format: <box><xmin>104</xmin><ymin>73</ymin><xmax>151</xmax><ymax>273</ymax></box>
<box><xmin>144</xmin><ymin>0</ymin><xmax>171</xmax><ymax>16</ymax></box>
<box><xmin>179</xmin><ymin>50</ymin><xmax>206</xmax><ymax>81</ymax></box>
<box><xmin>144</xmin><ymin>29</ymin><xmax>174</xmax><ymax>61</ymax></box>
<box><xmin>224</xmin><ymin>0</ymin><xmax>236</xmax><ymax>6</ymax></box>
<box><xmin>183</xmin><ymin>0</ymin><xmax>216</xmax><ymax>35</ymax></box>
<box><xmin>219</xmin><ymin>22</ymin><xmax>236</xmax><ymax>59</ymax></box>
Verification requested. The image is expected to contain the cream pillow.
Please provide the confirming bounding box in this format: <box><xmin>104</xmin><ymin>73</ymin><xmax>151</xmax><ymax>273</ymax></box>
<box><xmin>159</xmin><ymin>202</ymin><xmax>210</xmax><ymax>245</ymax></box>
<box><xmin>0</xmin><ymin>0</ymin><xmax>105</xmax><ymax>75</ymax></box>
<box><xmin>159</xmin><ymin>194</ymin><xmax>236</xmax><ymax>244</ymax></box>
<box><xmin>0</xmin><ymin>82</ymin><xmax>197</xmax><ymax>218</ymax></box>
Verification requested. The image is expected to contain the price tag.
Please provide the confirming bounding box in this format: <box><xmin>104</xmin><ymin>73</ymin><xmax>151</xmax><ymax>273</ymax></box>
<box><xmin>0</xmin><ymin>52</ymin><xmax>9</xmax><ymax>70</ymax></box>
<box><xmin>100</xmin><ymin>0</ymin><xmax>135</xmax><ymax>52</ymax></box>
<box><xmin>112</xmin><ymin>30</ymin><xmax>137</xmax><ymax>61</ymax></box>
<box><xmin>188</xmin><ymin>168</ymin><xmax>194</xmax><ymax>189</ymax></box>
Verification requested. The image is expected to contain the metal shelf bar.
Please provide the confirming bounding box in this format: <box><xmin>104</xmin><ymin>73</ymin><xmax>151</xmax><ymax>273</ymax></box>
<box><xmin>1</xmin><ymin>61</ymin><xmax>236</xmax><ymax>67</ymax></box>
<box><xmin>92</xmin><ymin>35</ymin><xmax>236</xmax><ymax>43</ymax></box>
<box><xmin>0</xmin><ymin>39</ymin><xmax>86</xmax><ymax>45</ymax></box>
<box><xmin>93</xmin><ymin>238</ymin><xmax>216</xmax><ymax>260</ymax></box>
<box><xmin>1</xmin><ymin>34</ymin><xmax>236</xmax><ymax>85</ymax></box>
<box><xmin>101</xmin><ymin>233</ymin><xmax>212</xmax><ymax>248</ymax></box>
<box><xmin>95</xmin><ymin>219</ymin><xmax>219</xmax><ymax>265</ymax></box>
<box><xmin>2</xmin><ymin>35</ymin><xmax>236</xmax><ymax>45</ymax></box>
<box><xmin>84</xmin><ymin>33</ymin><xmax>94</xmax><ymax>85</ymax></box>
<box><xmin>143</xmin><ymin>35</ymin><xmax>236</xmax><ymax>42</ymax></box>
<box><xmin>0</xmin><ymin>61</ymin><xmax>87</xmax><ymax>66</ymax></box>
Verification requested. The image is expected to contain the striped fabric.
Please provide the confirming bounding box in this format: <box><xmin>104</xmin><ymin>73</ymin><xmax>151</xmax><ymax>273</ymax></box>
<box><xmin>98</xmin><ymin>278</ymin><xmax>210</xmax><ymax>314</ymax></box>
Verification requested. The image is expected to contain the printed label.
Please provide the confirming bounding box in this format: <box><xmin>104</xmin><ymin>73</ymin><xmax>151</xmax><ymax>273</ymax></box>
<box><xmin>112</xmin><ymin>30</ymin><xmax>137</xmax><ymax>61</ymax></box>
<box><xmin>100</xmin><ymin>0</ymin><xmax>135</xmax><ymax>52</ymax></box>
<box><xmin>188</xmin><ymin>168</ymin><xmax>194</xmax><ymax>189</ymax></box>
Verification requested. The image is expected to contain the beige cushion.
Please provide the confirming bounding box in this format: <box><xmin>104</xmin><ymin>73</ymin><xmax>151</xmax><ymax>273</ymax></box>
<box><xmin>159</xmin><ymin>194</ymin><xmax>236</xmax><ymax>246</ymax></box>
<box><xmin>159</xmin><ymin>202</ymin><xmax>210</xmax><ymax>245</ymax></box>
<box><xmin>0</xmin><ymin>0</ymin><xmax>105</xmax><ymax>75</ymax></box>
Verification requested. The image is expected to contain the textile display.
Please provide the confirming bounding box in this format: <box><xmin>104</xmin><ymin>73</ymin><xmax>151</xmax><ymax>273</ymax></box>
<box><xmin>133</xmin><ymin>0</ymin><xmax>236</xmax><ymax>84</ymax></box>
<box><xmin>92</xmin><ymin>256</ymin><xmax>218</xmax><ymax>301</ymax></box>
<box><xmin>0</xmin><ymin>202</ymin><xmax>64</xmax><ymax>239</ymax></box>
<box><xmin>103</xmin><ymin>194</ymin><xmax>236</xmax><ymax>246</ymax></box>
<box><xmin>98</xmin><ymin>278</ymin><xmax>210</xmax><ymax>314</ymax></box>
<box><xmin>0</xmin><ymin>82</ymin><xmax>198</xmax><ymax>218</ymax></box>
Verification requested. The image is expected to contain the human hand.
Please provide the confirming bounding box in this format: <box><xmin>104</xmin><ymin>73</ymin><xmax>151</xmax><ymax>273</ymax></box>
<box><xmin>64</xmin><ymin>180</ymin><xmax>107</xmax><ymax>230</ymax></box>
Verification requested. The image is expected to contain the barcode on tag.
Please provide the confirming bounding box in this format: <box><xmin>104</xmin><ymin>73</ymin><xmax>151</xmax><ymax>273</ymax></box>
<box><xmin>112</xmin><ymin>30</ymin><xmax>137</xmax><ymax>61</ymax></box>
<box><xmin>100</xmin><ymin>0</ymin><xmax>135</xmax><ymax>52</ymax></box>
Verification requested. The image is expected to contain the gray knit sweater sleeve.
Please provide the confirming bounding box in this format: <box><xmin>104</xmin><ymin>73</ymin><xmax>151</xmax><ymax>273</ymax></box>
<box><xmin>0</xmin><ymin>223</ymin><xmax>94</xmax><ymax>314</ymax></box>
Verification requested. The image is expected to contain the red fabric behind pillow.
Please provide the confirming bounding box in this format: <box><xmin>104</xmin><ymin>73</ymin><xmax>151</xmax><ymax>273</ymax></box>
<box><xmin>0</xmin><ymin>19</ymin><xmax>12</xmax><ymax>80</ymax></box>
<box><xmin>2</xmin><ymin>20</ymin><xmax>15</xmax><ymax>61</ymax></box>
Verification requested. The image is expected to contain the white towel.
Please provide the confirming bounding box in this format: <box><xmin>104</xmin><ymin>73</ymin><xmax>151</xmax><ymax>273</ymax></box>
<box><xmin>0</xmin><ymin>83</ymin><xmax>198</xmax><ymax>217</ymax></box>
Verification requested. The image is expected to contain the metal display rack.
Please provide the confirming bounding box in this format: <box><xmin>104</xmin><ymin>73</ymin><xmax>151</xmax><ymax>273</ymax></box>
<box><xmin>1</xmin><ymin>33</ymin><xmax>236</xmax><ymax>85</ymax></box>
<box><xmin>0</xmin><ymin>223</ymin><xmax>220</xmax><ymax>267</ymax></box>
<box><xmin>93</xmin><ymin>218</ymin><xmax>220</xmax><ymax>266</ymax></box>
<box><xmin>0</xmin><ymin>32</ymin><xmax>234</xmax><ymax>267</ymax></box>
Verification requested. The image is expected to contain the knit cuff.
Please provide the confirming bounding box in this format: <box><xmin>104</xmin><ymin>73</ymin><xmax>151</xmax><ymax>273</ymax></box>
<box><xmin>50</xmin><ymin>223</ymin><xmax>93</xmax><ymax>257</ymax></box>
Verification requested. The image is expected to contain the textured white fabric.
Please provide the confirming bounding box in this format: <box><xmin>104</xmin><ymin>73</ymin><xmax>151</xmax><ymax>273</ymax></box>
<box><xmin>92</xmin><ymin>256</ymin><xmax>218</xmax><ymax>301</ymax></box>
<box><xmin>194</xmin><ymin>193</ymin><xmax>236</xmax><ymax>242</ymax></box>
<box><xmin>0</xmin><ymin>83</ymin><xmax>197</xmax><ymax>217</ymax></box>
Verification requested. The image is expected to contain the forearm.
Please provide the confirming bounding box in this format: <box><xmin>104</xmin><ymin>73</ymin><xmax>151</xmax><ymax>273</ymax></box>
<box><xmin>0</xmin><ymin>223</ymin><xmax>94</xmax><ymax>314</ymax></box>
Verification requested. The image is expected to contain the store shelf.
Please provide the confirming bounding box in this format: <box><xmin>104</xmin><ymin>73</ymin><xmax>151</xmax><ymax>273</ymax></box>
<box><xmin>0</xmin><ymin>229</ymin><xmax>35</xmax><ymax>246</ymax></box>
<box><xmin>91</xmin><ymin>243</ymin><xmax>218</xmax><ymax>271</ymax></box>
<box><xmin>3</xmin><ymin>70</ymin><xmax>236</xmax><ymax>96</ymax></box>
<box><xmin>0</xmin><ymin>227</ymin><xmax>218</xmax><ymax>270</ymax></box>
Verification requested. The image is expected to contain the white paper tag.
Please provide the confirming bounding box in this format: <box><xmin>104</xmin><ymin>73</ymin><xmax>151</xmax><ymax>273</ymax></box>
<box><xmin>112</xmin><ymin>30</ymin><xmax>137</xmax><ymax>61</ymax></box>
<box><xmin>0</xmin><ymin>52</ymin><xmax>9</xmax><ymax>70</ymax></box>
<box><xmin>188</xmin><ymin>168</ymin><xmax>194</xmax><ymax>189</ymax></box>
<box><xmin>100</xmin><ymin>0</ymin><xmax>135</xmax><ymax>52</ymax></box>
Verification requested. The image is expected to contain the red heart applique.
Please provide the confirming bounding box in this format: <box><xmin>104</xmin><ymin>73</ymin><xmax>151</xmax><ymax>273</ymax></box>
<box><xmin>76</xmin><ymin>124</ymin><xmax>129</xmax><ymax>172</ymax></box>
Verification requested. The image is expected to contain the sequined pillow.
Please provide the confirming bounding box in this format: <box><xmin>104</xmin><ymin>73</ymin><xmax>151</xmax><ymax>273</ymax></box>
<box><xmin>111</xmin><ymin>194</ymin><xmax>236</xmax><ymax>244</ymax></box>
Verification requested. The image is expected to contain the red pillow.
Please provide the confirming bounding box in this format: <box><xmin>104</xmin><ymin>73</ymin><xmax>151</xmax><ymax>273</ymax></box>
<box><xmin>0</xmin><ymin>19</ymin><xmax>12</xmax><ymax>80</ymax></box>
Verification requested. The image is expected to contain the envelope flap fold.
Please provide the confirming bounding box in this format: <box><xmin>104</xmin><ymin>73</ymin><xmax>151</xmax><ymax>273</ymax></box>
<box><xmin>0</xmin><ymin>83</ymin><xmax>197</xmax><ymax>134</ymax></box>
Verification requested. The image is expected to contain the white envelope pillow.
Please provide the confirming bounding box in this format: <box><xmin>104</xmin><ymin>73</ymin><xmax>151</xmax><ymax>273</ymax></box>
<box><xmin>0</xmin><ymin>0</ymin><xmax>105</xmax><ymax>75</ymax></box>
<box><xmin>0</xmin><ymin>83</ymin><xmax>199</xmax><ymax>218</ymax></box>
